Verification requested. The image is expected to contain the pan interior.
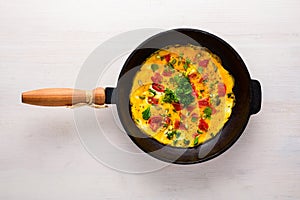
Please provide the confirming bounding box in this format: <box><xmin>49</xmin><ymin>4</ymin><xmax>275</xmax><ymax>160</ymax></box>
<box><xmin>116</xmin><ymin>29</ymin><xmax>251</xmax><ymax>164</ymax></box>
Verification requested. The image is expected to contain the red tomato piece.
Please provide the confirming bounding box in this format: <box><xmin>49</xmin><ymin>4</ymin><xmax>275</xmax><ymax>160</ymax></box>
<box><xmin>147</xmin><ymin>97</ymin><xmax>152</xmax><ymax>104</ymax></box>
<box><xmin>199</xmin><ymin>74</ymin><xmax>208</xmax><ymax>83</ymax></box>
<box><xmin>179</xmin><ymin>123</ymin><xmax>187</xmax><ymax>130</ymax></box>
<box><xmin>192</xmin><ymin>132</ymin><xmax>199</xmax><ymax>138</ymax></box>
<box><xmin>164</xmin><ymin>117</ymin><xmax>171</xmax><ymax>125</ymax></box>
<box><xmin>198</xmin><ymin>98</ymin><xmax>209</xmax><ymax>107</ymax></box>
<box><xmin>172</xmin><ymin>102</ymin><xmax>183</xmax><ymax>111</ymax></box>
<box><xmin>164</xmin><ymin>54</ymin><xmax>171</xmax><ymax>62</ymax></box>
<box><xmin>148</xmin><ymin>97</ymin><xmax>159</xmax><ymax>104</ymax></box>
<box><xmin>191</xmin><ymin>113</ymin><xmax>199</xmax><ymax>118</ymax></box>
<box><xmin>162</xmin><ymin>70</ymin><xmax>172</xmax><ymax>76</ymax></box>
<box><xmin>149</xmin><ymin>116</ymin><xmax>163</xmax><ymax>131</ymax></box>
<box><xmin>187</xmin><ymin>104</ymin><xmax>196</xmax><ymax>112</ymax></box>
<box><xmin>198</xmin><ymin>59</ymin><xmax>209</xmax><ymax>68</ymax></box>
<box><xmin>174</xmin><ymin>120</ymin><xmax>180</xmax><ymax>129</ymax></box>
<box><xmin>210</xmin><ymin>106</ymin><xmax>217</xmax><ymax>114</ymax></box>
<box><xmin>191</xmin><ymin>84</ymin><xmax>199</xmax><ymax>98</ymax></box>
<box><xmin>174</xmin><ymin>118</ymin><xmax>187</xmax><ymax>130</ymax></box>
<box><xmin>188</xmin><ymin>73</ymin><xmax>197</xmax><ymax>79</ymax></box>
<box><xmin>152</xmin><ymin>83</ymin><xmax>165</xmax><ymax>92</ymax></box>
<box><xmin>198</xmin><ymin>118</ymin><xmax>209</xmax><ymax>131</ymax></box>
<box><xmin>218</xmin><ymin>83</ymin><xmax>226</xmax><ymax>97</ymax></box>
<box><xmin>151</xmin><ymin>73</ymin><xmax>163</xmax><ymax>84</ymax></box>
<box><xmin>180</xmin><ymin>113</ymin><xmax>187</xmax><ymax>120</ymax></box>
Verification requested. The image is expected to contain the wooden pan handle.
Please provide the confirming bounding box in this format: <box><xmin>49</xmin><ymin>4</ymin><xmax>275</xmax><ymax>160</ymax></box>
<box><xmin>21</xmin><ymin>87</ymin><xmax>105</xmax><ymax>106</ymax></box>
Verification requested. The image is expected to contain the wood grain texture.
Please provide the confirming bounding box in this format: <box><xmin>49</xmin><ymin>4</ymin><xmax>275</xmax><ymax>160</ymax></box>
<box><xmin>0</xmin><ymin>0</ymin><xmax>299</xmax><ymax>200</ymax></box>
<box><xmin>22</xmin><ymin>88</ymin><xmax>105</xmax><ymax>106</ymax></box>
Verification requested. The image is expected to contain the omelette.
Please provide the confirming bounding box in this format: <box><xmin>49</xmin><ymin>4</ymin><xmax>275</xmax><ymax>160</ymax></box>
<box><xmin>129</xmin><ymin>44</ymin><xmax>235</xmax><ymax>147</ymax></box>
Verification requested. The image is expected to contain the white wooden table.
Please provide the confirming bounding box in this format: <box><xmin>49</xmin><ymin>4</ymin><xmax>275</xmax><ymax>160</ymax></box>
<box><xmin>1</xmin><ymin>0</ymin><xmax>299</xmax><ymax>199</ymax></box>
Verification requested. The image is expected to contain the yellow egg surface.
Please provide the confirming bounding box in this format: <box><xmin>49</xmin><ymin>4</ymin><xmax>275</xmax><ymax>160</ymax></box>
<box><xmin>130</xmin><ymin>45</ymin><xmax>235</xmax><ymax>148</ymax></box>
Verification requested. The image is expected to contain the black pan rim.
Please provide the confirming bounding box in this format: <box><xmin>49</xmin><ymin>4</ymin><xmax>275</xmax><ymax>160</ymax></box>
<box><xmin>116</xmin><ymin>28</ymin><xmax>253</xmax><ymax>164</ymax></box>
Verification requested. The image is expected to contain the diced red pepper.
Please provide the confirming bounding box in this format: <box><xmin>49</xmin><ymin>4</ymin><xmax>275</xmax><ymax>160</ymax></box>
<box><xmin>174</xmin><ymin>120</ymin><xmax>180</xmax><ymax>129</ymax></box>
<box><xmin>188</xmin><ymin>73</ymin><xmax>197</xmax><ymax>79</ymax></box>
<box><xmin>191</xmin><ymin>83</ymin><xmax>199</xmax><ymax>98</ymax></box>
<box><xmin>180</xmin><ymin>113</ymin><xmax>187</xmax><ymax>120</ymax></box>
<box><xmin>151</xmin><ymin>73</ymin><xmax>163</xmax><ymax>84</ymax></box>
<box><xmin>174</xmin><ymin>120</ymin><xmax>186</xmax><ymax>130</ymax></box>
<box><xmin>148</xmin><ymin>116</ymin><xmax>163</xmax><ymax>131</ymax></box>
<box><xmin>199</xmin><ymin>74</ymin><xmax>208</xmax><ymax>83</ymax></box>
<box><xmin>162</xmin><ymin>70</ymin><xmax>172</xmax><ymax>76</ymax></box>
<box><xmin>187</xmin><ymin>104</ymin><xmax>196</xmax><ymax>112</ymax></box>
<box><xmin>172</xmin><ymin>102</ymin><xmax>182</xmax><ymax>111</ymax></box>
<box><xmin>218</xmin><ymin>83</ymin><xmax>226</xmax><ymax>97</ymax></box>
<box><xmin>152</xmin><ymin>83</ymin><xmax>165</xmax><ymax>92</ymax></box>
<box><xmin>198</xmin><ymin>98</ymin><xmax>210</xmax><ymax>107</ymax></box>
<box><xmin>210</xmin><ymin>105</ymin><xmax>217</xmax><ymax>114</ymax></box>
<box><xmin>192</xmin><ymin>132</ymin><xmax>199</xmax><ymax>138</ymax></box>
<box><xmin>191</xmin><ymin>113</ymin><xmax>199</xmax><ymax>119</ymax></box>
<box><xmin>198</xmin><ymin>59</ymin><xmax>209</xmax><ymax>68</ymax></box>
<box><xmin>164</xmin><ymin>54</ymin><xmax>171</xmax><ymax>62</ymax></box>
<box><xmin>147</xmin><ymin>97</ymin><xmax>159</xmax><ymax>104</ymax></box>
<box><xmin>198</xmin><ymin>118</ymin><xmax>209</xmax><ymax>131</ymax></box>
<box><xmin>164</xmin><ymin>117</ymin><xmax>171</xmax><ymax>125</ymax></box>
<box><xmin>179</xmin><ymin>123</ymin><xmax>187</xmax><ymax>130</ymax></box>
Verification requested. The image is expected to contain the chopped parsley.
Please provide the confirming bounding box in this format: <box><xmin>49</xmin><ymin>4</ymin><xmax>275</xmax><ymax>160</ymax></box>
<box><xmin>186</xmin><ymin>57</ymin><xmax>191</xmax><ymax>65</ymax></box>
<box><xmin>165</xmin><ymin>63</ymin><xmax>175</xmax><ymax>74</ymax></box>
<box><xmin>166</xmin><ymin>131</ymin><xmax>173</xmax><ymax>140</ymax></box>
<box><xmin>167</xmin><ymin>62</ymin><xmax>174</xmax><ymax>69</ymax></box>
<box><xmin>173</xmin><ymin>75</ymin><xmax>195</xmax><ymax>107</ymax></box>
<box><xmin>148</xmin><ymin>88</ymin><xmax>156</xmax><ymax>96</ymax></box>
<box><xmin>162</xmin><ymin>88</ymin><xmax>178</xmax><ymax>103</ymax></box>
<box><xmin>191</xmin><ymin>117</ymin><xmax>198</xmax><ymax>122</ymax></box>
<box><xmin>166</xmin><ymin>130</ymin><xmax>180</xmax><ymax>140</ymax></box>
<box><xmin>142</xmin><ymin>107</ymin><xmax>151</xmax><ymax>120</ymax></box>
<box><xmin>183</xmin><ymin>139</ymin><xmax>190</xmax><ymax>145</ymax></box>
<box><xmin>227</xmin><ymin>93</ymin><xmax>234</xmax><ymax>98</ymax></box>
<box><xmin>203</xmin><ymin>107</ymin><xmax>212</xmax><ymax>119</ymax></box>
<box><xmin>139</xmin><ymin>95</ymin><xmax>145</xmax><ymax>100</ymax></box>
<box><xmin>183</xmin><ymin>63</ymin><xmax>189</xmax><ymax>70</ymax></box>
<box><xmin>151</xmin><ymin>64</ymin><xmax>159</xmax><ymax>72</ymax></box>
<box><xmin>214</xmin><ymin>95</ymin><xmax>221</xmax><ymax>106</ymax></box>
<box><xmin>175</xmin><ymin>131</ymin><xmax>181</xmax><ymax>138</ymax></box>
<box><xmin>194</xmin><ymin>137</ymin><xmax>199</xmax><ymax>145</ymax></box>
<box><xmin>197</xmin><ymin>67</ymin><xmax>203</xmax><ymax>74</ymax></box>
